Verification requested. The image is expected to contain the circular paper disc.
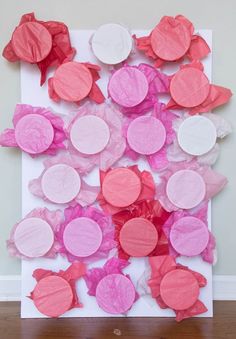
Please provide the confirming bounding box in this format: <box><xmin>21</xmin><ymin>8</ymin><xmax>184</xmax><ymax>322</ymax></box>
<box><xmin>127</xmin><ymin>116</ymin><xmax>166</xmax><ymax>155</ymax></box>
<box><xmin>170</xmin><ymin>68</ymin><xmax>210</xmax><ymax>107</ymax></box>
<box><xmin>63</xmin><ymin>217</ymin><xmax>103</xmax><ymax>257</ymax></box>
<box><xmin>53</xmin><ymin>62</ymin><xmax>93</xmax><ymax>102</ymax></box>
<box><xmin>12</xmin><ymin>22</ymin><xmax>52</xmax><ymax>63</ymax></box>
<box><xmin>14</xmin><ymin>217</ymin><xmax>54</xmax><ymax>258</ymax></box>
<box><xmin>119</xmin><ymin>217</ymin><xmax>158</xmax><ymax>257</ymax></box>
<box><xmin>33</xmin><ymin>276</ymin><xmax>73</xmax><ymax>317</ymax></box>
<box><xmin>177</xmin><ymin>116</ymin><xmax>217</xmax><ymax>156</ymax></box>
<box><xmin>70</xmin><ymin>115</ymin><xmax>110</xmax><ymax>155</ymax></box>
<box><xmin>96</xmin><ymin>273</ymin><xmax>136</xmax><ymax>314</ymax></box>
<box><xmin>160</xmin><ymin>269</ymin><xmax>200</xmax><ymax>310</ymax></box>
<box><xmin>166</xmin><ymin>169</ymin><xmax>206</xmax><ymax>209</ymax></box>
<box><xmin>41</xmin><ymin>164</ymin><xmax>81</xmax><ymax>204</ymax></box>
<box><xmin>102</xmin><ymin>168</ymin><xmax>141</xmax><ymax>207</ymax></box>
<box><xmin>170</xmin><ymin>216</ymin><xmax>209</xmax><ymax>256</ymax></box>
<box><xmin>150</xmin><ymin>18</ymin><xmax>191</xmax><ymax>61</ymax></box>
<box><xmin>92</xmin><ymin>23</ymin><xmax>132</xmax><ymax>65</ymax></box>
<box><xmin>108</xmin><ymin>67</ymin><xmax>149</xmax><ymax>107</ymax></box>
<box><xmin>15</xmin><ymin>114</ymin><xmax>54</xmax><ymax>154</ymax></box>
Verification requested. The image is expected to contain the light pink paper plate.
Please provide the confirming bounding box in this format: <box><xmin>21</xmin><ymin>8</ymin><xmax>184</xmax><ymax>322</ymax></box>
<box><xmin>166</xmin><ymin>169</ymin><xmax>206</xmax><ymax>209</ymax></box>
<box><xmin>70</xmin><ymin>115</ymin><xmax>110</xmax><ymax>155</ymax></box>
<box><xmin>15</xmin><ymin>114</ymin><xmax>54</xmax><ymax>154</ymax></box>
<box><xmin>63</xmin><ymin>217</ymin><xmax>103</xmax><ymax>257</ymax></box>
<box><xmin>96</xmin><ymin>273</ymin><xmax>136</xmax><ymax>314</ymax></box>
<box><xmin>170</xmin><ymin>216</ymin><xmax>209</xmax><ymax>256</ymax></box>
<box><xmin>41</xmin><ymin>164</ymin><xmax>81</xmax><ymax>204</ymax></box>
<box><xmin>127</xmin><ymin>116</ymin><xmax>166</xmax><ymax>155</ymax></box>
<box><xmin>14</xmin><ymin>217</ymin><xmax>54</xmax><ymax>258</ymax></box>
<box><xmin>108</xmin><ymin>67</ymin><xmax>149</xmax><ymax>107</ymax></box>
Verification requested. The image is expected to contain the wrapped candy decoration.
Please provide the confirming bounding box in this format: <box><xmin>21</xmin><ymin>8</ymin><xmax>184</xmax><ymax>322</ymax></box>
<box><xmin>29</xmin><ymin>152</ymin><xmax>99</xmax><ymax>206</ymax></box>
<box><xmin>168</xmin><ymin>113</ymin><xmax>232</xmax><ymax>166</ymax></box>
<box><xmin>29</xmin><ymin>262</ymin><xmax>86</xmax><ymax>317</ymax></box>
<box><xmin>84</xmin><ymin>258</ymin><xmax>137</xmax><ymax>314</ymax></box>
<box><xmin>148</xmin><ymin>255</ymin><xmax>208</xmax><ymax>321</ymax></box>
<box><xmin>167</xmin><ymin>61</ymin><xmax>232</xmax><ymax>114</ymax></box>
<box><xmin>0</xmin><ymin>104</ymin><xmax>66</xmax><ymax>156</ymax></box>
<box><xmin>97</xmin><ymin>165</ymin><xmax>156</xmax><ymax>215</ymax></box>
<box><xmin>163</xmin><ymin>203</ymin><xmax>216</xmax><ymax>263</ymax></box>
<box><xmin>91</xmin><ymin>23</ymin><xmax>133</xmax><ymax>65</ymax></box>
<box><xmin>108</xmin><ymin>63</ymin><xmax>169</xmax><ymax>115</ymax></box>
<box><xmin>156</xmin><ymin>161</ymin><xmax>227</xmax><ymax>212</ymax></box>
<box><xmin>57</xmin><ymin>205</ymin><xmax>116</xmax><ymax>263</ymax></box>
<box><xmin>113</xmin><ymin>200</ymin><xmax>170</xmax><ymax>259</ymax></box>
<box><xmin>124</xmin><ymin>102</ymin><xmax>177</xmax><ymax>171</ymax></box>
<box><xmin>134</xmin><ymin>15</ymin><xmax>210</xmax><ymax>67</ymax></box>
<box><xmin>3</xmin><ymin>12</ymin><xmax>76</xmax><ymax>85</ymax></box>
<box><xmin>7</xmin><ymin>208</ymin><xmax>62</xmax><ymax>259</ymax></box>
<box><xmin>64</xmin><ymin>102</ymin><xmax>126</xmax><ymax>172</ymax></box>
<box><xmin>48</xmin><ymin>61</ymin><xmax>105</xmax><ymax>105</ymax></box>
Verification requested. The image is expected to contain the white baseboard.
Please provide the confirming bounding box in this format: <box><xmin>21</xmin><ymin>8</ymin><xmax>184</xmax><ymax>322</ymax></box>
<box><xmin>0</xmin><ymin>275</ymin><xmax>235</xmax><ymax>301</ymax></box>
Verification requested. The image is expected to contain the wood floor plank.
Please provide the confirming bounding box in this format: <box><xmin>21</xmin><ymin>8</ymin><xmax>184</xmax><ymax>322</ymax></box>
<box><xmin>0</xmin><ymin>301</ymin><xmax>235</xmax><ymax>339</ymax></box>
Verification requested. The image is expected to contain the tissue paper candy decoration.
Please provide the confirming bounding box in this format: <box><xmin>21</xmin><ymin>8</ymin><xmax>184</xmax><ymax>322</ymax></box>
<box><xmin>108</xmin><ymin>63</ymin><xmax>169</xmax><ymax>115</ymax></box>
<box><xmin>167</xmin><ymin>62</ymin><xmax>232</xmax><ymax>114</ymax></box>
<box><xmin>112</xmin><ymin>200</ymin><xmax>170</xmax><ymax>259</ymax></box>
<box><xmin>91</xmin><ymin>23</ymin><xmax>133</xmax><ymax>65</ymax></box>
<box><xmin>7</xmin><ymin>208</ymin><xmax>62</xmax><ymax>259</ymax></box>
<box><xmin>124</xmin><ymin>102</ymin><xmax>177</xmax><ymax>171</ymax></box>
<box><xmin>48</xmin><ymin>61</ymin><xmax>105</xmax><ymax>104</ymax></box>
<box><xmin>30</xmin><ymin>262</ymin><xmax>86</xmax><ymax>317</ymax></box>
<box><xmin>29</xmin><ymin>153</ymin><xmax>99</xmax><ymax>206</ymax></box>
<box><xmin>98</xmin><ymin>165</ymin><xmax>155</xmax><ymax>215</ymax></box>
<box><xmin>85</xmin><ymin>258</ymin><xmax>137</xmax><ymax>314</ymax></box>
<box><xmin>163</xmin><ymin>203</ymin><xmax>216</xmax><ymax>263</ymax></box>
<box><xmin>156</xmin><ymin>161</ymin><xmax>227</xmax><ymax>212</ymax></box>
<box><xmin>0</xmin><ymin>104</ymin><xmax>66</xmax><ymax>156</ymax></box>
<box><xmin>134</xmin><ymin>15</ymin><xmax>210</xmax><ymax>67</ymax></box>
<box><xmin>148</xmin><ymin>255</ymin><xmax>207</xmax><ymax>321</ymax></box>
<box><xmin>64</xmin><ymin>102</ymin><xmax>126</xmax><ymax>172</ymax></box>
<box><xmin>2</xmin><ymin>12</ymin><xmax>76</xmax><ymax>85</ymax></box>
<box><xmin>57</xmin><ymin>204</ymin><xmax>116</xmax><ymax>263</ymax></box>
<box><xmin>168</xmin><ymin>113</ymin><xmax>232</xmax><ymax>166</ymax></box>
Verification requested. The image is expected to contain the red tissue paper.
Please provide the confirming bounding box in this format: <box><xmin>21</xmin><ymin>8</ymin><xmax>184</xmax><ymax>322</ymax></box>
<box><xmin>3</xmin><ymin>12</ymin><xmax>76</xmax><ymax>85</ymax></box>
<box><xmin>148</xmin><ymin>255</ymin><xmax>208</xmax><ymax>321</ymax></box>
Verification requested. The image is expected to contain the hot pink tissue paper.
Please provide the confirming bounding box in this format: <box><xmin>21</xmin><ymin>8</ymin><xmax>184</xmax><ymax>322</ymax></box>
<box><xmin>48</xmin><ymin>61</ymin><xmax>105</xmax><ymax>104</ymax></box>
<box><xmin>124</xmin><ymin>102</ymin><xmax>177</xmax><ymax>171</ymax></box>
<box><xmin>29</xmin><ymin>152</ymin><xmax>99</xmax><ymax>206</ymax></box>
<box><xmin>57</xmin><ymin>204</ymin><xmax>116</xmax><ymax>263</ymax></box>
<box><xmin>30</xmin><ymin>262</ymin><xmax>86</xmax><ymax>317</ymax></box>
<box><xmin>64</xmin><ymin>102</ymin><xmax>126</xmax><ymax>172</ymax></box>
<box><xmin>84</xmin><ymin>258</ymin><xmax>138</xmax><ymax>314</ymax></box>
<box><xmin>134</xmin><ymin>15</ymin><xmax>210</xmax><ymax>67</ymax></box>
<box><xmin>108</xmin><ymin>63</ymin><xmax>169</xmax><ymax>115</ymax></box>
<box><xmin>3</xmin><ymin>12</ymin><xmax>76</xmax><ymax>86</ymax></box>
<box><xmin>168</xmin><ymin>113</ymin><xmax>232</xmax><ymax>166</ymax></box>
<box><xmin>156</xmin><ymin>161</ymin><xmax>227</xmax><ymax>212</ymax></box>
<box><xmin>0</xmin><ymin>104</ymin><xmax>66</xmax><ymax>156</ymax></box>
<box><xmin>148</xmin><ymin>255</ymin><xmax>208</xmax><ymax>321</ymax></box>
<box><xmin>167</xmin><ymin>61</ymin><xmax>232</xmax><ymax>113</ymax></box>
<box><xmin>163</xmin><ymin>203</ymin><xmax>216</xmax><ymax>263</ymax></box>
<box><xmin>7</xmin><ymin>208</ymin><xmax>62</xmax><ymax>259</ymax></box>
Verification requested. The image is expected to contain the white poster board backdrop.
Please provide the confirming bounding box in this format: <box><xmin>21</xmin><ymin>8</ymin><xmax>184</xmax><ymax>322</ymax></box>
<box><xmin>21</xmin><ymin>30</ymin><xmax>213</xmax><ymax>318</ymax></box>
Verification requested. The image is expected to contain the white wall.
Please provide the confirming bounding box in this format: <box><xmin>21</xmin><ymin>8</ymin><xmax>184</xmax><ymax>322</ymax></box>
<box><xmin>0</xmin><ymin>0</ymin><xmax>235</xmax><ymax>277</ymax></box>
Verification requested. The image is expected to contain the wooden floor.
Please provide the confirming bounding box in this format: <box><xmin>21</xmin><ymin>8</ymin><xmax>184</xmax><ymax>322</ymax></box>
<box><xmin>0</xmin><ymin>302</ymin><xmax>235</xmax><ymax>339</ymax></box>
